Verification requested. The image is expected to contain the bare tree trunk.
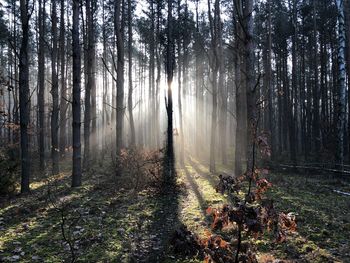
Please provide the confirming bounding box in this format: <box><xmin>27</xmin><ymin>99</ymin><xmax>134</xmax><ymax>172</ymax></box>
<box><xmin>115</xmin><ymin>0</ymin><xmax>125</xmax><ymax>154</ymax></box>
<box><xmin>128</xmin><ymin>0</ymin><xmax>135</xmax><ymax>147</ymax></box>
<box><xmin>344</xmin><ymin>0</ymin><xmax>350</xmax><ymax>162</ymax></box>
<box><xmin>72</xmin><ymin>0</ymin><xmax>82</xmax><ymax>187</ymax></box>
<box><xmin>336</xmin><ymin>0</ymin><xmax>346</xmax><ymax>168</ymax></box>
<box><xmin>166</xmin><ymin>0</ymin><xmax>175</xmax><ymax>178</ymax></box>
<box><xmin>217</xmin><ymin>1</ymin><xmax>226</xmax><ymax>166</ymax></box>
<box><xmin>208</xmin><ymin>0</ymin><xmax>219</xmax><ymax>173</ymax></box>
<box><xmin>312</xmin><ymin>0</ymin><xmax>320</xmax><ymax>157</ymax></box>
<box><xmin>289</xmin><ymin>0</ymin><xmax>297</xmax><ymax>165</ymax></box>
<box><xmin>155</xmin><ymin>0</ymin><xmax>162</xmax><ymax>149</ymax></box>
<box><xmin>51</xmin><ymin>0</ymin><xmax>60</xmax><ymax>175</ymax></box>
<box><xmin>90</xmin><ymin>0</ymin><xmax>97</xmax><ymax>153</ymax></box>
<box><xmin>38</xmin><ymin>0</ymin><xmax>45</xmax><ymax>169</ymax></box>
<box><xmin>149</xmin><ymin>1</ymin><xmax>155</xmax><ymax>148</ymax></box>
<box><xmin>83</xmin><ymin>1</ymin><xmax>91</xmax><ymax>168</ymax></box>
<box><xmin>266</xmin><ymin>0</ymin><xmax>274</xmax><ymax>161</ymax></box>
<box><xmin>177</xmin><ymin>0</ymin><xmax>184</xmax><ymax>166</ymax></box>
<box><xmin>102</xmin><ymin>2</ymin><xmax>108</xmax><ymax>153</ymax></box>
<box><xmin>19</xmin><ymin>0</ymin><xmax>31</xmax><ymax>193</ymax></box>
<box><xmin>244</xmin><ymin>0</ymin><xmax>255</xmax><ymax>172</ymax></box>
<box><xmin>59</xmin><ymin>0</ymin><xmax>67</xmax><ymax>157</ymax></box>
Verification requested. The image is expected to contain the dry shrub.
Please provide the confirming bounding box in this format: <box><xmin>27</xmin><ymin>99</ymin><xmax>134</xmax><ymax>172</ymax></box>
<box><xmin>115</xmin><ymin>148</ymin><xmax>164</xmax><ymax>190</ymax></box>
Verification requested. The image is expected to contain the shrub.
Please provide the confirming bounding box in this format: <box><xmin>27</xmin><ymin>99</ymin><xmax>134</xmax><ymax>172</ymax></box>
<box><xmin>115</xmin><ymin>148</ymin><xmax>164</xmax><ymax>190</ymax></box>
<box><xmin>0</xmin><ymin>146</ymin><xmax>19</xmax><ymax>195</ymax></box>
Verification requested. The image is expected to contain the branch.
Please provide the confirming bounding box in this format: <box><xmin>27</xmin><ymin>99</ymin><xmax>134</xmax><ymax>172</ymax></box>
<box><xmin>101</xmin><ymin>57</ymin><xmax>117</xmax><ymax>82</ymax></box>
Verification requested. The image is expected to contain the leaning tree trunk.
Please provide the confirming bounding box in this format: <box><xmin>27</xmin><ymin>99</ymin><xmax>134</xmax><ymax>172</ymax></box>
<box><xmin>71</xmin><ymin>0</ymin><xmax>82</xmax><ymax>187</ymax></box>
<box><xmin>51</xmin><ymin>0</ymin><xmax>60</xmax><ymax>175</ymax></box>
<box><xmin>19</xmin><ymin>0</ymin><xmax>31</xmax><ymax>193</ymax></box>
<box><xmin>336</xmin><ymin>0</ymin><xmax>346</xmax><ymax>169</ymax></box>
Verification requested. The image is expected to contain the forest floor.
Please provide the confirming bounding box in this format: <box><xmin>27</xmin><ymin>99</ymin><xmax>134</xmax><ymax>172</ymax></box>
<box><xmin>0</xmin><ymin>156</ymin><xmax>349</xmax><ymax>262</ymax></box>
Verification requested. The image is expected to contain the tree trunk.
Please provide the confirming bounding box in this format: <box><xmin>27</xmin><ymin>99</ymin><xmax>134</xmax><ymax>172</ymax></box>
<box><xmin>38</xmin><ymin>0</ymin><xmax>45</xmax><ymax>169</ymax></box>
<box><xmin>90</xmin><ymin>0</ymin><xmax>97</xmax><ymax>154</ymax></box>
<box><xmin>244</xmin><ymin>0</ymin><xmax>255</xmax><ymax>172</ymax></box>
<box><xmin>312</xmin><ymin>0</ymin><xmax>320</xmax><ymax>157</ymax></box>
<box><xmin>128</xmin><ymin>0</ymin><xmax>135</xmax><ymax>147</ymax></box>
<box><xmin>83</xmin><ymin>0</ymin><xmax>91</xmax><ymax>168</ymax></box>
<box><xmin>72</xmin><ymin>0</ymin><xmax>82</xmax><ymax>187</ymax></box>
<box><xmin>115</xmin><ymin>0</ymin><xmax>125</xmax><ymax>154</ymax></box>
<box><xmin>344</xmin><ymin>0</ymin><xmax>350</xmax><ymax>162</ymax></box>
<box><xmin>266</xmin><ymin>0</ymin><xmax>274</xmax><ymax>161</ymax></box>
<box><xmin>234</xmin><ymin>1</ymin><xmax>247</xmax><ymax>175</ymax></box>
<box><xmin>19</xmin><ymin>0</ymin><xmax>31</xmax><ymax>193</ymax></box>
<box><xmin>290</xmin><ymin>0</ymin><xmax>297</xmax><ymax>164</ymax></box>
<box><xmin>166</xmin><ymin>0</ymin><xmax>175</xmax><ymax>178</ymax></box>
<box><xmin>208</xmin><ymin>0</ymin><xmax>219</xmax><ymax>173</ymax></box>
<box><xmin>177</xmin><ymin>0</ymin><xmax>184</xmax><ymax>166</ymax></box>
<box><xmin>59</xmin><ymin>0</ymin><xmax>67</xmax><ymax>157</ymax></box>
<box><xmin>335</xmin><ymin>0</ymin><xmax>346</xmax><ymax>168</ymax></box>
<box><xmin>51</xmin><ymin>0</ymin><xmax>60</xmax><ymax>174</ymax></box>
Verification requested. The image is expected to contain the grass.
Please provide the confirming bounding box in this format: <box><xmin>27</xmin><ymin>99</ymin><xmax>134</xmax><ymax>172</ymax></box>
<box><xmin>0</xmin><ymin>157</ymin><xmax>349</xmax><ymax>262</ymax></box>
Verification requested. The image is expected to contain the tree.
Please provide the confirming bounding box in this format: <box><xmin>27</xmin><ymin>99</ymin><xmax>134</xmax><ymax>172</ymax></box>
<box><xmin>90</xmin><ymin>0</ymin><xmax>97</xmax><ymax>154</ymax></box>
<box><xmin>244</xmin><ymin>0</ymin><xmax>256</xmax><ymax>173</ymax></box>
<box><xmin>128</xmin><ymin>0</ymin><xmax>136</xmax><ymax>147</ymax></box>
<box><xmin>38</xmin><ymin>0</ymin><xmax>46</xmax><ymax>169</ymax></box>
<box><xmin>234</xmin><ymin>0</ymin><xmax>247</xmax><ymax>176</ymax></box>
<box><xmin>51</xmin><ymin>0</ymin><xmax>60</xmax><ymax>174</ymax></box>
<box><xmin>72</xmin><ymin>0</ymin><xmax>82</xmax><ymax>187</ymax></box>
<box><xmin>335</xmin><ymin>0</ymin><xmax>346</xmax><ymax>168</ymax></box>
<box><xmin>115</xmin><ymin>0</ymin><xmax>125</xmax><ymax>154</ymax></box>
<box><xmin>166</xmin><ymin>0</ymin><xmax>175</xmax><ymax>178</ymax></box>
<box><xmin>19</xmin><ymin>0</ymin><xmax>31</xmax><ymax>193</ymax></box>
<box><xmin>59</xmin><ymin>0</ymin><xmax>67</xmax><ymax>156</ymax></box>
<box><xmin>83</xmin><ymin>0</ymin><xmax>96</xmax><ymax>168</ymax></box>
<box><xmin>208</xmin><ymin>0</ymin><xmax>220</xmax><ymax>173</ymax></box>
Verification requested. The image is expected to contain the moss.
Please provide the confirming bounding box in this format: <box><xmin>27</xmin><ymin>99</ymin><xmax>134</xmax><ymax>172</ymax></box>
<box><xmin>1</xmin><ymin>159</ymin><xmax>349</xmax><ymax>262</ymax></box>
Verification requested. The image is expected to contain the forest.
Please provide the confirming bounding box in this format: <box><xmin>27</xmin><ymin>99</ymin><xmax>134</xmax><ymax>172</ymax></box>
<box><xmin>0</xmin><ymin>0</ymin><xmax>349</xmax><ymax>262</ymax></box>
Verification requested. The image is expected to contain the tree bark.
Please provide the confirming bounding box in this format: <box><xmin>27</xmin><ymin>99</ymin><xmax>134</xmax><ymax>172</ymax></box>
<box><xmin>115</xmin><ymin>0</ymin><xmax>125</xmax><ymax>154</ymax></box>
<box><xmin>177</xmin><ymin>0</ymin><xmax>184</xmax><ymax>166</ymax></box>
<box><xmin>335</xmin><ymin>0</ymin><xmax>346</xmax><ymax>168</ymax></box>
<box><xmin>312</xmin><ymin>0</ymin><xmax>320</xmax><ymax>157</ymax></box>
<box><xmin>38</xmin><ymin>0</ymin><xmax>45</xmax><ymax>169</ymax></box>
<box><xmin>90</xmin><ymin>0</ymin><xmax>97</xmax><ymax>153</ymax></box>
<box><xmin>128</xmin><ymin>0</ymin><xmax>135</xmax><ymax>147</ymax></box>
<box><xmin>166</xmin><ymin>0</ymin><xmax>175</xmax><ymax>178</ymax></box>
<box><xmin>19</xmin><ymin>0</ymin><xmax>31</xmax><ymax>193</ymax></box>
<box><xmin>234</xmin><ymin>1</ymin><xmax>247</xmax><ymax>176</ymax></box>
<box><xmin>72</xmin><ymin>0</ymin><xmax>82</xmax><ymax>187</ymax></box>
<box><xmin>51</xmin><ymin>0</ymin><xmax>60</xmax><ymax>174</ymax></box>
<box><xmin>83</xmin><ymin>0</ymin><xmax>91</xmax><ymax>168</ymax></box>
<box><xmin>208</xmin><ymin>0</ymin><xmax>219</xmax><ymax>173</ymax></box>
<box><xmin>244</xmin><ymin>0</ymin><xmax>255</xmax><ymax>173</ymax></box>
<box><xmin>59</xmin><ymin>0</ymin><xmax>67</xmax><ymax>157</ymax></box>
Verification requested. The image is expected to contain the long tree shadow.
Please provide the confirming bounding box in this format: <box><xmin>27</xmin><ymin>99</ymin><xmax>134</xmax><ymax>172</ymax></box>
<box><xmin>183</xmin><ymin>165</ymin><xmax>208</xmax><ymax>216</ymax></box>
<box><xmin>129</xmin><ymin>154</ymin><xmax>181</xmax><ymax>262</ymax></box>
<box><xmin>187</xmin><ymin>157</ymin><xmax>218</xmax><ymax>189</ymax></box>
